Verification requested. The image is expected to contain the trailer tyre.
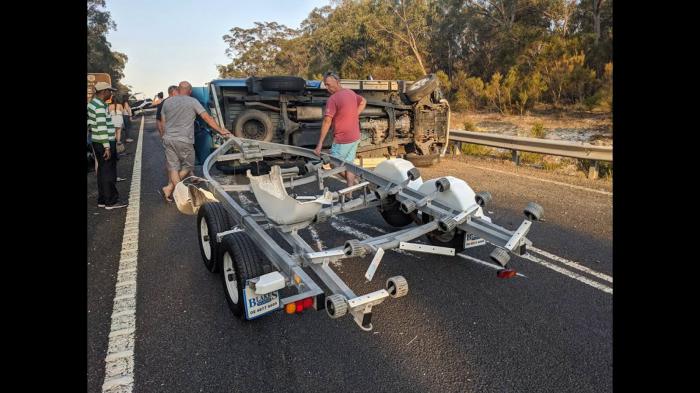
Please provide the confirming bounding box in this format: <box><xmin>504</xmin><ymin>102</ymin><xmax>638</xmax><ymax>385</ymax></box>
<box><xmin>386</xmin><ymin>276</ymin><xmax>408</xmax><ymax>298</ymax></box>
<box><xmin>326</xmin><ymin>294</ymin><xmax>348</xmax><ymax>319</ymax></box>
<box><xmin>220</xmin><ymin>232</ymin><xmax>273</xmax><ymax>318</ymax></box>
<box><xmin>261</xmin><ymin>76</ymin><xmax>306</xmax><ymax>92</ymax></box>
<box><xmin>197</xmin><ymin>202</ymin><xmax>232</xmax><ymax>273</ymax></box>
<box><xmin>379</xmin><ymin>196</ymin><xmax>414</xmax><ymax>227</ymax></box>
<box><xmin>405</xmin><ymin>74</ymin><xmax>438</xmax><ymax>103</ymax></box>
<box><xmin>234</xmin><ymin>109</ymin><xmax>274</xmax><ymax>142</ymax></box>
<box><xmin>422</xmin><ymin>213</ymin><xmax>467</xmax><ymax>252</ymax></box>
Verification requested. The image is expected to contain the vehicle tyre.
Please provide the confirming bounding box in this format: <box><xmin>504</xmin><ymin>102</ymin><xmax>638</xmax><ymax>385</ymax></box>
<box><xmin>197</xmin><ymin>202</ymin><xmax>232</xmax><ymax>273</ymax></box>
<box><xmin>405</xmin><ymin>74</ymin><xmax>438</xmax><ymax>103</ymax></box>
<box><xmin>220</xmin><ymin>232</ymin><xmax>273</xmax><ymax>318</ymax></box>
<box><xmin>261</xmin><ymin>76</ymin><xmax>306</xmax><ymax>92</ymax></box>
<box><xmin>405</xmin><ymin>153</ymin><xmax>439</xmax><ymax>168</ymax></box>
<box><xmin>386</xmin><ymin>276</ymin><xmax>409</xmax><ymax>298</ymax></box>
<box><xmin>234</xmin><ymin>109</ymin><xmax>275</xmax><ymax>142</ymax></box>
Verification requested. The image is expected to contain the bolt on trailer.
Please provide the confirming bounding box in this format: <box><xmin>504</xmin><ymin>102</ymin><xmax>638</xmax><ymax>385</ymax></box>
<box><xmin>177</xmin><ymin>84</ymin><xmax>544</xmax><ymax>332</ymax></box>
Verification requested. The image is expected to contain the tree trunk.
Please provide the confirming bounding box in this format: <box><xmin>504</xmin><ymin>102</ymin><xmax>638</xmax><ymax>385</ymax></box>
<box><xmin>593</xmin><ymin>0</ymin><xmax>603</xmax><ymax>46</ymax></box>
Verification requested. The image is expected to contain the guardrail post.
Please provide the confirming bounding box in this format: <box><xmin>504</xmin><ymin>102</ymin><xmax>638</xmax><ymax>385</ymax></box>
<box><xmin>512</xmin><ymin>150</ymin><xmax>520</xmax><ymax>166</ymax></box>
<box><xmin>588</xmin><ymin>160</ymin><xmax>599</xmax><ymax>180</ymax></box>
<box><xmin>453</xmin><ymin>141</ymin><xmax>462</xmax><ymax>156</ymax></box>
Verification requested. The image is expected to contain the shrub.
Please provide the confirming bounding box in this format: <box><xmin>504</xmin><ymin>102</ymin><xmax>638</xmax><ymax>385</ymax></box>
<box><xmin>530</xmin><ymin>122</ymin><xmax>546</xmax><ymax>138</ymax></box>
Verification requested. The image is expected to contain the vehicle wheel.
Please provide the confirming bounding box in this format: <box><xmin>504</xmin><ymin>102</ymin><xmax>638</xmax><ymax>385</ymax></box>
<box><xmin>378</xmin><ymin>195</ymin><xmax>414</xmax><ymax>227</ymax></box>
<box><xmin>197</xmin><ymin>202</ymin><xmax>232</xmax><ymax>273</ymax></box>
<box><xmin>220</xmin><ymin>232</ymin><xmax>273</xmax><ymax>318</ymax></box>
<box><xmin>325</xmin><ymin>294</ymin><xmax>348</xmax><ymax>319</ymax></box>
<box><xmin>234</xmin><ymin>109</ymin><xmax>275</xmax><ymax>142</ymax></box>
<box><xmin>261</xmin><ymin>76</ymin><xmax>306</xmax><ymax>92</ymax></box>
<box><xmin>405</xmin><ymin>74</ymin><xmax>438</xmax><ymax>103</ymax></box>
<box><xmin>422</xmin><ymin>213</ymin><xmax>466</xmax><ymax>252</ymax></box>
<box><xmin>405</xmin><ymin>153</ymin><xmax>439</xmax><ymax>168</ymax></box>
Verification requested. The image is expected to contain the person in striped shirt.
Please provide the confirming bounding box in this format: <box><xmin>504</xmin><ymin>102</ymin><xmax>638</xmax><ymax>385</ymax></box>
<box><xmin>88</xmin><ymin>82</ymin><xmax>127</xmax><ymax>210</ymax></box>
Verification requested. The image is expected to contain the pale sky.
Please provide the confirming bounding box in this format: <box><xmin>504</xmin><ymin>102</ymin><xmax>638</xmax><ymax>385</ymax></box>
<box><xmin>105</xmin><ymin>0</ymin><xmax>330</xmax><ymax>97</ymax></box>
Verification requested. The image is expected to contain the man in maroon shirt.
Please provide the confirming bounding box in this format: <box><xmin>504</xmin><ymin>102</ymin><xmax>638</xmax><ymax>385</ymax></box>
<box><xmin>314</xmin><ymin>72</ymin><xmax>367</xmax><ymax>187</ymax></box>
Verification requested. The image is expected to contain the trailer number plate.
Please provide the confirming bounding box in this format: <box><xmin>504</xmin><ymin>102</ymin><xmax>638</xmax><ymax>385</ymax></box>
<box><xmin>243</xmin><ymin>286</ymin><xmax>280</xmax><ymax>320</ymax></box>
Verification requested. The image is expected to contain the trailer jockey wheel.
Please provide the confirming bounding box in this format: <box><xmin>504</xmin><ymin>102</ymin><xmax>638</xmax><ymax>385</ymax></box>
<box><xmin>523</xmin><ymin>202</ymin><xmax>544</xmax><ymax>221</ymax></box>
<box><xmin>326</xmin><ymin>294</ymin><xmax>349</xmax><ymax>319</ymax></box>
<box><xmin>386</xmin><ymin>276</ymin><xmax>409</xmax><ymax>298</ymax></box>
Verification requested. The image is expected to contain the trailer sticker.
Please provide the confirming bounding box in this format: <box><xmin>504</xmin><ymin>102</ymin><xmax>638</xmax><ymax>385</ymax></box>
<box><xmin>243</xmin><ymin>285</ymin><xmax>280</xmax><ymax>320</ymax></box>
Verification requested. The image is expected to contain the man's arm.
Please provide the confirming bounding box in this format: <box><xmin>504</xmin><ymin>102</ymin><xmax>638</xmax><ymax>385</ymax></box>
<box><xmin>357</xmin><ymin>96</ymin><xmax>367</xmax><ymax>115</ymax></box>
<box><xmin>198</xmin><ymin>112</ymin><xmax>232</xmax><ymax>136</ymax></box>
<box><xmin>314</xmin><ymin>116</ymin><xmax>333</xmax><ymax>156</ymax></box>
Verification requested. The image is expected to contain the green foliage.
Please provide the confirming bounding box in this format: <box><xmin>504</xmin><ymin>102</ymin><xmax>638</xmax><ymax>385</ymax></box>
<box><xmin>87</xmin><ymin>0</ymin><xmax>128</xmax><ymax>89</ymax></box>
<box><xmin>530</xmin><ymin>122</ymin><xmax>546</xmax><ymax>138</ymax></box>
<box><xmin>217</xmin><ymin>0</ymin><xmax>612</xmax><ymax>113</ymax></box>
<box><xmin>463</xmin><ymin>119</ymin><xmax>477</xmax><ymax>131</ymax></box>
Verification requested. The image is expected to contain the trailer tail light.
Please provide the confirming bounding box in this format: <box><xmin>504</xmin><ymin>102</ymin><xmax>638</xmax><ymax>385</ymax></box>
<box><xmin>287</xmin><ymin>297</ymin><xmax>315</xmax><ymax>315</ymax></box>
<box><xmin>285</xmin><ymin>303</ymin><xmax>296</xmax><ymax>314</ymax></box>
<box><xmin>497</xmin><ymin>269</ymin><xmax>517</xmax><ymax>279</ymax></box>
<box><xmin>303</xmin><ymin>297</ymin><xmax>314</xmax><ymax>309</ymax></box>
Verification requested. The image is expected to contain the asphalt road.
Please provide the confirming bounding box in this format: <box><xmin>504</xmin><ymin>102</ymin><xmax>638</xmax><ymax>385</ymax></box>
<box><xmin>88</xmin><ymin>112</ymin><xmax>612</xmax><ymax>393</ymax></box>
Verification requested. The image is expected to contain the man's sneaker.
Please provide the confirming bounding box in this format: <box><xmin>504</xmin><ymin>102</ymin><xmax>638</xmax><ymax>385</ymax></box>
<box><xmin>105</xmin><ymin>202</ymin><xmax>128</xmax><ymax>210</ymax></box>
<box><xmin>97</xmin><ymin>203</ymin><xmax>106</xmax><ymax>208</ymax></box>
<box><xmin>116</xmin><ymin>177</ymin><xmax>127</xmax><ymax>182</ymax></box>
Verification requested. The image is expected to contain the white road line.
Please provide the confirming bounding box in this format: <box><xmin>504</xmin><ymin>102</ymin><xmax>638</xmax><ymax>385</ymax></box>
<box><xmin>457</xmin><ymin>253</ymin><xmax>527</xmax><ymax>277</ymax></box>
<box><xmin>307</xmin><ymin>225</ymin><xmax>324</xmax><ymax>251</ymax></box>
<box><xmin>101</xmin><ymin>116</ymin><xmax>144</xmax><ymax>393</ymax></box>
<box><xmin>529</xmin><ymin>246</ymin><xmax>612</xmax><ymax>283</ymax></box>
<box><xmin>521</xmin><ymin>253</ymin><xmax>613</xmax><ymax>294</ymax></box>
<box><xmin>464</xmin><ymin>163</ymin><xmax>612</xmax><ymax>196</ymax></box>
<box><xmin>337</xmin><ymin>214</ymin><xmax>611</xmax><ymax>289</ymax></box>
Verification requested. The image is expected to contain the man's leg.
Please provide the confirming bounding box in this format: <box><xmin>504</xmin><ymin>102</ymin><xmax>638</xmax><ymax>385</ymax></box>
<box><xmin>162</xmin><ymin>139</ymin><xmax>180</xmax><ymax>198</ymax></box>
<box><xmin>101</xmin><ymin>148</ymin><xmax>119</xmax><ymax>205</ymax></box>
<box><xmin>93</xmin><ymin>143</ymin><xmax>106</xmax><ymax>205</ymax></box>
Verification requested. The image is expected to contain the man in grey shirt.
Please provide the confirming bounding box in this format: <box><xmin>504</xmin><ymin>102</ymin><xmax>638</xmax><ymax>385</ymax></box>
<box><xmin>160</xmin><ymin>81</ymin><xmax>232</xmax><ymax>201</ymax></box>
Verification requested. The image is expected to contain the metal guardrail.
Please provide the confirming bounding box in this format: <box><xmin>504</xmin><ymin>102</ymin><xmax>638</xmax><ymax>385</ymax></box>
<box><xmin>449</xmin><ymin>130</ymin><xmax>612</xmax><ymax>162</ymax></box>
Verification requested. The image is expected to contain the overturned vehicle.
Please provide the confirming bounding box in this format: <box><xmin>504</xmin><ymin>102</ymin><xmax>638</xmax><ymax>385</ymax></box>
<box><xmin>198</xmin><ymin>74</ymin><xmax>450</xmax><ymax>167</ymax></box>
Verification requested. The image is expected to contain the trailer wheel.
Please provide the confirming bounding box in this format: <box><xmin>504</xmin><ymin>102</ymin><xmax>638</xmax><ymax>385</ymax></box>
<box><xmin>220</xmin><ymin>232</ymin><xmax>272</xmax><ymax>318</ymax></box>
<box><xmin>422</xmin><ymin>213</ymin><xmax>466</xmax><ymax>252</ymax></box>
<box><xmin>197</xmin><ymin>202</ymin><xmax>232</xmax><ymax>273</ymax></box>
<box><xmin>325</xmin><ymin>294</ymin><xmax>348</xmax><ymax>319</ymax></box>
<box><xmin>378</xmin><ymin>195</ymin><xmax>414</xmax><ymax>227</ymax></box>
<box><xmin>386</xmin><ymin>276</ymin><xmax>408</xmax><ymax>298</ymax></box>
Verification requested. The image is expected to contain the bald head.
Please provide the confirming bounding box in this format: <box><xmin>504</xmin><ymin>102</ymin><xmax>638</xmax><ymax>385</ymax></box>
<box><xmin>178</xmin><ymin>81</ymin><xmax>192</xmax><ymax>96</ymax></box>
